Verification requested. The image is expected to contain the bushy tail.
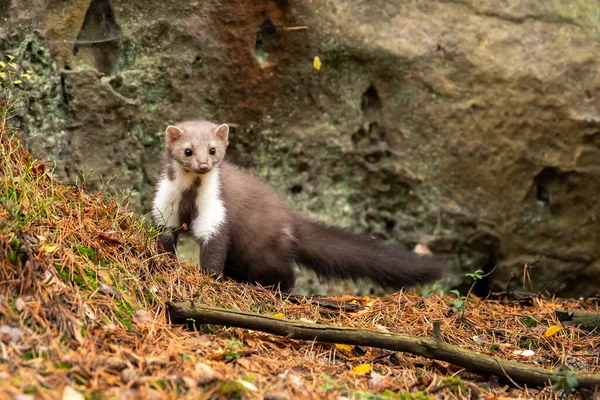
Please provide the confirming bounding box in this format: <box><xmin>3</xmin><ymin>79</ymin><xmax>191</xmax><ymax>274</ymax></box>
<box><xmin>293</xmin><ymin>216</ymin><xmax>444</xmax><ymax>289</ymax></box>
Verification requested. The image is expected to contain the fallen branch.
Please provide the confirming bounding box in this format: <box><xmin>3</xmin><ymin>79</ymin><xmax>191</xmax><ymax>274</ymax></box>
<box><xmin>166</xmin><ymin>301</ymin><xmax>600</xmax><ymax>389</ymax></box>
<box><xmin>284</xmin><ymin>294</ymin><xmax>360</xmax><ymax>312</ymax></box>
<box><xmin>555</xmin><ymin>310</ymin><xmax>600</xmax><ymax>332</ymax></box>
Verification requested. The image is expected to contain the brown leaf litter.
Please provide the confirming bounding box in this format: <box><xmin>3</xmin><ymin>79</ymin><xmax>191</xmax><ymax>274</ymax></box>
<box><xmin>0</xmin><ymin>122</ymin><xmax>599</xmax><ymax>400</ymax></box>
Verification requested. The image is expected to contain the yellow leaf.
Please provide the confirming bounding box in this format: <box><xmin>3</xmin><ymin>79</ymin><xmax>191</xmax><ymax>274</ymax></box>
<box><xmin>26</xmin><ymin>70</ymin><xmax>34</xmax><ymax>74</ymax></box>
<box><xmin>352</xmin><ymin>363</ymin><xmax>371</xmax><ymax>375</ymax></box>
<box><xmin>313</xmin><ymin>56</ymin><xmax>322</xmax><ymax>71</ymax></box>
<box><xmin>349</xmin><ymin>300</ymin><xmax>358</xmax><ymax>305</ymax></box>
<box><xmin>39</xmin><ymin>244</ymin><xmax>59</xmax><ymax>254</ymax></box>
<box><xmin>335</xmin><ymin>344</ymin><xmax>355</xmax><ymax>352</ymax></box>
<box><xmin>13</xmin><ymin>80</ymin><xmax>22</xmax><ymax>85</ymax></box>
<box><xmin>0</xmin><ymin>62</ymin><xmax>5</xmax><ymax>68</ymax></box>
<box><xmin>544</xmin><ymin>325</ymin><xmax>562</xmax><ymax>338</ymax></box>
<box><xmin>22</xmin><ymin>73</ymin><xmax>31</xmax><ymax>80</ymax></box>
<box><xmin>9</xmin><ymin>62</ymin><xmax>17</xmax><ymax>69</ymax></box>
<box><xmin>0</xmin><ymin>72</ymin><xmax>5</xmax><ymax>79</ymax></box>
<box><xmin>272</xmin><ymin>313</ymin><xmax>285</xmax><ymax>319</ymax></box>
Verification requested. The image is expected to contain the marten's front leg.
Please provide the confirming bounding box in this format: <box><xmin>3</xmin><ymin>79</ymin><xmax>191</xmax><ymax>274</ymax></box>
<box><xmin>158</xmin><ymin>230</ymin><xmax>179</xmax><ymax>254</ymax></box>
<box><xmin>199</xmin><ymin>229</ymin><xmax>229</xmax><ymax>276</ymax></box>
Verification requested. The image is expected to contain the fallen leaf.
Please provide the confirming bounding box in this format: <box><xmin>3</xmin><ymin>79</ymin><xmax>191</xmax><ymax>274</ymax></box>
<box><xmin>99</xmin><ymin>283</ymin><xmax>122</xmax><ymax>299</ymax></box>
<box><xmin>368</xmin><ymin>370</ymin><xmax>385</xmax><ymax>387</ymax></box>
<box><xmin>352</xmin><ymin>363</ymin><xmax>371</xmax><ymax>375</ymax></box>
<box><xmin>98</xmin><ymin>230</ymin><xmax>121</xmax><ymax>244</ymax></box>
<box><xmin>313</xmin><ymin>56</ymin><xmax>322</xmax><ymax>70</ymax></box>
<box><xmin>14</xmin><ymin>298</ymin><xmax>26</xmax><ymax>312</ymax></box>
<box><xmin>0</xmin><ymin>325</ymin><xmax>24</xmax><ymax>344</ymax></box>
<box><xmin>472</xmin><ymin>335</ymin><xmax>489</xmax><ymax>344</ymax></box>
<box><xmin>237</xmin><ymin>379</ymin><xmax>257</xmax><ymax>391</ymax></box>
<box><xmin>39</xmin><ymin>243</ymin><xmax>59</xmax><ymax>253</ymax></box>
<box><xmin>62</xmin><ymin>387</ymin><xmax>84</xmax><ymax>400</ymax></box>
<box><xmin>132</xmin><ymin>310</ymin><xmax>154</xmax><ymax>327</ymax></box>
<box><xmin>105</xmin><ymin>357</ymin><xmax>128</xmax><ymax>371</ymax></box>
<box><xmin>272</xmin><ymin>313</ymin><xmax>285</xmax><ymax>319</ymax></box>
<box><xmin>195</xmin><ymin>362</ymin><xmax>217</xmax><ymax>384</ymax></box>
<box><xmin>207</xmin><ymin>349</ymin><xmax>225</xmax><ymax>361</ymax></box>
<box><xmin>513</xmin><ymin>349</ymin><xmax>535</xmax><ymax>357</ymax></box>
<box><xmin>121</xmin><ymin>368</ymin><xmax>138</xmax><ymax>384</ymax></box>
<box><xmin>544</xmin><ymin>325</ymin><xmax>562</xmax><ymax>338</ymax></box>
<box><xmin>278</xmin><ymin>372</ymin><xmax>304</xmax><ymax>388</ymax></box>
<box><xmin>335</xmin><ymin>344</ymin><xmax>355</xmax><ymax>353</ymax></box>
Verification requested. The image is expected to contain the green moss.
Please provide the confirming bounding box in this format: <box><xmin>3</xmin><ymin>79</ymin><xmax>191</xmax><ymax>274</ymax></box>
<box><xmin>350</xmin><ymin>391</ymin><xmax>432</xmax><ymax>400</ymax></box>
<box><xmin>220</xmin><ymin>381</ymin><xmax>246</xmax><ymax>398</ymax></box>
<box><xmin>23</xmin><ymin>385</ymin><xmax>38</xmax><ymax>394</ymax></box>
<box><xmin>114</xmin><ymin>298</ymin><xmax>136</xmax><ymax>330</ymax></box>
<box><xmin>522</xmin><ymin>316</ymin><xmax>538</xmax><ymax>327</ymax></box>
<box><xmin>84</xmin><ymin>390</ymin><xmax>109</xmax><ymax>400</ymax></box>
<box><xmin>151</xmin><ymin>380</ymin><xmax>167</xmax><ymax>390</ymax></box>
<box><xmin>54</xmin><ymin>362</ymin><xmax>73</xmax><ymax>370</ymax></box>
<box><xmin>54</xmin><ymin>264</ymin><xmax>95</xmax><ymax>289</ymax></box>
<box><xmin>441</xmin><ymin>376</ymin><xmax>466</xmax><ymax>393</ymax></box>
<box><xmin>21</xmin><ymin>350</ymin><xmax>47</xmax><ymax>360</ymax></box>
<box><xmin>75</xmin><ymin>245</ymin><xmax>96</xmax><ymax>262</ymax></box>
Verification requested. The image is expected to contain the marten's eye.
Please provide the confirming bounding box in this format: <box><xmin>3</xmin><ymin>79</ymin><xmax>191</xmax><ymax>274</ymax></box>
<box><xmin>184</xmin><ymin>149</ymin><xmax>193</xmax><ymax>157</ymax></box>
<box><xmin>209</xmin><ymin>148</ymin><xmax>216</xmax><ymax>155</ymax></box>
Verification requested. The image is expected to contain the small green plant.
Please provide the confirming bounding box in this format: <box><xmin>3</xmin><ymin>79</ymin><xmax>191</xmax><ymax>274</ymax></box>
<box><xmin>223</xmin><ymin>338</ymin><xmax>241</xmax><ymax>362</ymax></box>
<box><xmin>318</xmin><ymin>374</ymin><xmax>337</xmax><ymax>391</ymax></box>
<box><xmin>552</xmin><ymin>366</ymin><xmax>578</xmax><ymax>393</ymax></box>
<box><xmin>1</xmin><ymin>54</ymin><xmax>34</xmax><ymax>124</ymax></box>
<box><xmin>521</xmin><ymin>316</ymin><xmax>538</xmax><ymax>327</ymax></box>
<box><xmin>180</xmin><ymin>350</ymin><xmax>191</xmax><ymax>362</ymax></box>
<box><xmin>449</xmin><ymin>269</ymin><xmax>484</xmax><ymax>315</ymax></box>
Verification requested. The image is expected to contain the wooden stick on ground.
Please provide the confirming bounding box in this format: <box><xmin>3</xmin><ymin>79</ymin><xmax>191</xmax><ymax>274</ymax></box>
<box><xmin>166</xmin><ymin>301</ymin><xmax>600</xmax><ymax>389</ymax></box>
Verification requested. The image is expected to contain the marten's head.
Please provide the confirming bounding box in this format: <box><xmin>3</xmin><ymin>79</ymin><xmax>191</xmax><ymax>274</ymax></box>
<box><xmin>164</xmin><ymin>120</ymin><xmax>229</xmax><ymax>175</ymax></box>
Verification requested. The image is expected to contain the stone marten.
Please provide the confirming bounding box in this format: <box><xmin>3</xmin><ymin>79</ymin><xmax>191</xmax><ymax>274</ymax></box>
<box><xmin>152</xmin><ymin>120</ymin><xmax>444</xmax><ymax>292</ymax></box>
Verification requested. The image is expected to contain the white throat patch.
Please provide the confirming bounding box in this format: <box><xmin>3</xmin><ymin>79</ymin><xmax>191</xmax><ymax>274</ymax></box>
<box><xmin>152</xmin><ymin>165</ymin><xmax>226</xmax><ymax>242</ymax></box>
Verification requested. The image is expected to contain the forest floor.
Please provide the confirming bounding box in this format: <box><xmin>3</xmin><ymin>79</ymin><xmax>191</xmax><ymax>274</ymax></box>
<box><xmin>1</xmin><ymin>121</ymin><xmax>599</xmax><ymax>400</ymax></box>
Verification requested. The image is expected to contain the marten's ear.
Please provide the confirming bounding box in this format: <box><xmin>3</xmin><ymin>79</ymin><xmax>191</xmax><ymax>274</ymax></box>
<box><xmin>214</xmin><ymin>124</ymin><xmax>229</xmax><ymax>143</ymax></box>
<box><xmin>165</xmin><ymin>126</ymin><xmax>182</xmax><ymax>145</ymax></box>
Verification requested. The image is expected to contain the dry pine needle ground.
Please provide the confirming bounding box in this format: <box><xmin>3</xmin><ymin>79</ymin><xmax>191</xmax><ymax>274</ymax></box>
<box><xmin>0</xmin><ymin>119</ymin><xmax>599</xmax><ymax>400</ymax></box>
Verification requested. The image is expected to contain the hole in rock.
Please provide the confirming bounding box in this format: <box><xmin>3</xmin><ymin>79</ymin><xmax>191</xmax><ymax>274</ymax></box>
<box><xmin>73</xmin><ymin>0</ymin><xmax>122</xmax><ymax>75</ymax></box>
<box><xmin>254</xmin><ymin>19</ymin><xmax>277</xmax><ymax>66</ymax></box>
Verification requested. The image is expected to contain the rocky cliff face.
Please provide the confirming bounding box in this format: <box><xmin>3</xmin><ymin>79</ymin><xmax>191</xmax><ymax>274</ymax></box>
<box><xmin>2</xmin><ymin>0</ymin><xmax>600</xmax><ymax>295</ymax></box>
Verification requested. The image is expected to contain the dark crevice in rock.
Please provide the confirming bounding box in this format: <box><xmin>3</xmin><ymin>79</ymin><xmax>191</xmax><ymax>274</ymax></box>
<box><xmin>59</xmin><ymin>72</ymin><xmax>69</xmax><ymax>107</ymax></box>
<box><xmin>290</xmin><ymin>184</ymin><xmax>303</xmax><ymax>194</ymax></box>
<box><xmin>533</xmin><ymin>167</ymin><xmax>558</xmax><ymax>206</ymax></box>
<box><xmin>535</xmin><ymin>184</ymin><xmax>550</xmax><ymax>205</ymax></box>
<box><xmin>73</xmin><ymin>0</ymin><xmax>122</xmax><ymax>75</ymax></box>
<box><xmin>254</xmin><ymin>19</ymin><xmax>277</xmax><ymax>67</ymax></box>
<box><xmin>384</xmin><ymin>219</ymin><xmax>396</xmax><ymax>234</ymax></box>
<box><xmin>354</xmin><ymin>86</ymin><xmax>389</xmax><ymax>151</ymax></box>
<box><xmin>361</xmin><ymin>84</ymin><xmax>381</xmax><ymax>119</ymax></box>
<box><xmin>364</xmin><ymin>149</ymin><xmax>384</xmax><ymax>164</ymax></box>
<box><xmin>0</xmin><ymin>1</ymin><xmax>11</xmax><ymax>19</ymax></box>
